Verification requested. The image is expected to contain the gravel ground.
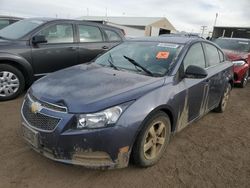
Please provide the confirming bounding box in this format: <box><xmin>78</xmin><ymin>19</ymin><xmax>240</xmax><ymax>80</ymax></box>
<box><xmin>0</xmin><ymin>84</ymin><xmax>250</xmax><ymax>188</ymax></box>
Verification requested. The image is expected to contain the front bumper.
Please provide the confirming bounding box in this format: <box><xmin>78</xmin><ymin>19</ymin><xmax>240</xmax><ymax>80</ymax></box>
<box><xmin>21</xmin><ymin>95</ymin><xmax>132</xmax><ymax>169</ymax></box>
<box><xmin>233</xmin><ymin>64</ymin><xmax>249</xmax><ymax>83</ymax></box>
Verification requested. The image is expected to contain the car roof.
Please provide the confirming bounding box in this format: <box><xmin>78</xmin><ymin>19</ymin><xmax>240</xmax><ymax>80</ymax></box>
<box><xmin>0</xmin><ymin>15</ymin><xmax>23</xmax><ymax>20</ymax></box>
<box><xmin>216</xmin><ymin>37</ymin><xmax>250</xmax><ymax>41</ymax></box>
<box><xmin>23</xmin><ymin>17</ymin><xmax>123</xmax><ymax>31</ymax></box>
<box><xmin>127</xmin><ymin>36</ymin><xmax>204</xmax><ymax>45</ymax></box>
<box><xmin>24</xmin><ymin>17</ymin><xmax>99</xmax><ymax>23</ymax></box>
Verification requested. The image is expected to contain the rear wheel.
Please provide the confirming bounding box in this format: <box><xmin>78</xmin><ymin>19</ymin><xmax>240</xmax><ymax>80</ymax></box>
<box><xmin>132</xmin><ymin>112</ymin><xmax>171</xmax><ymax>167</ymax></box>
<box><xmin>239</xmin><ymin>71</ymin><xmax>248</xmax><ymax>88</ymax></box>
<box><xmin>214</xmin><ymin>83</ymin><xmax>231</xmax><ymax>113</ymax></box>
<box><xmin>0</xmin><ymin>64</ymin><xmax>25</xmax><ymax>101</ymax></box>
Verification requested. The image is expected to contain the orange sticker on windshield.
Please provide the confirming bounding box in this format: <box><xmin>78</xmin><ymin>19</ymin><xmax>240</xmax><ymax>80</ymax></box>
<box><xmin>156</xmin><ymin>51</ymin><xmax>169</xmax><ymax>59</ymax></box>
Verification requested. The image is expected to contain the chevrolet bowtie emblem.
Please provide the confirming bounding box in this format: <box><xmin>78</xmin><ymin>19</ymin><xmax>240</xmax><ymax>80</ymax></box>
<box><xmin>30</xmin><ymin>102</ymin><xmax>42</xmax><ymax>114</ymax></box>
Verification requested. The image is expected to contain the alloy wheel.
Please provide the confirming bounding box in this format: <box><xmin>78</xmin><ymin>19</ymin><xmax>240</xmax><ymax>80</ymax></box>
<box><xmin>0</xmin><ymin>71</ymin><xmax>20</xmax><ymax>97</ymax></box>
<box><xmin>143</xmin><ymin>121</ymin><xmax>167</xmax><ymax>160</ymax></box>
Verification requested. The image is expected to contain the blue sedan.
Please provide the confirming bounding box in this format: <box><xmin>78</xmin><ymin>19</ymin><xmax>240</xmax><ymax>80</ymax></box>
<box><xmin>21</xmin><ymin>36</ymin><xmax>233</xmax><ymax>169</ymax></box>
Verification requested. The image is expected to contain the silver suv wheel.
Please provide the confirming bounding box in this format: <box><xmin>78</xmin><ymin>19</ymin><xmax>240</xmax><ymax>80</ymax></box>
<box><xmin>0</xmin><ymin>71</ymin><xmax>20</xmax><ymax>97</ymax></box>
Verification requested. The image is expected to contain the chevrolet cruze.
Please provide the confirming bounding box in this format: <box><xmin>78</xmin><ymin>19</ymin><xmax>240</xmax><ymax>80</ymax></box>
<box><xmin>21</xmin><ymin>36</ymin><xmax>233</xmax><ymax>169</ymax></box>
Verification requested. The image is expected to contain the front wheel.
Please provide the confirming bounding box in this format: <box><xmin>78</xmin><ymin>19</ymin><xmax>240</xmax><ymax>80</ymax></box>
<box><xmin>214</xmin><ymin>83</ymin><xmax>231</xmax><ymax>113</ymax></box>
<box><xmin>0</xmin><ymin>64</ymin><xmax>25</xmax><ymax>101</ymax></box>
<box><xmin>132</xmin><ymin>112</ymin><xmax>171</xmax><ymax>167</ymax></box>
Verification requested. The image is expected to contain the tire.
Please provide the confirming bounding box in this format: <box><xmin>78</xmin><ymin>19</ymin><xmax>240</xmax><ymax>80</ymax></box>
<box><xmin>214</xmin><ymin>83</ymin><xmax>231</xmax><ymax>113</ymax></box>
<box><xmin>239</xmin><ymin>71</ymin><xmax>248</xmax><ymax>88</ymax></box>
<box><xmin>132</xmin><ymin>111</ymin><xmax>171</xmax><ymax>167</ymax></box>
<box><xmin>0</xmin><ymin>64</ymin><xmax>25</xmax><ymax>101</ymax></box>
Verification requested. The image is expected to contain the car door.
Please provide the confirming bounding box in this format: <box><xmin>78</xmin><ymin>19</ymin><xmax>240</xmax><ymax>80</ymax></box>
<box><xmin>176</xmin><ymin>42</ymin><xmax>209</xmax><ymax>126</ymax></box>
<box><xmin>103</xmin><ymin>28</ymin><xmax>123</xmax><ymax>49</ymax></box>
<box><xmin>77</xmin><ymin>24</ymin><xmax>110</xmax><ymax>63</ymax></box>
<box><xmin>31</xmin><ymin>22</ymin><xmax>78</xmax><ymax>75</ymax></box>
<box><xmin>203</xmin><ymin>42</ymin><xmax>225</xmax><ymax>109</ymax></box>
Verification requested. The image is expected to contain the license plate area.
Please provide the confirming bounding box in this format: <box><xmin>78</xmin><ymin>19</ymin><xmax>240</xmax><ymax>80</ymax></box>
<box><xmin>22</xmin><ymin>123</ymin><xmax>40</xmax><ymax>148</ymax></box>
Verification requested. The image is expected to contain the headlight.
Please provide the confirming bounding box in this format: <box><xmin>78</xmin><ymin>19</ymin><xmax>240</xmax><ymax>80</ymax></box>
<box><xmin>77</xmin><ymin>103</ymin><xmax>131</xmax><ymax>129</ymax></box>
<box><xmin>233</xmin><ymin>60</ymin><xmax>246</xmax><ymax>67</ymax></box>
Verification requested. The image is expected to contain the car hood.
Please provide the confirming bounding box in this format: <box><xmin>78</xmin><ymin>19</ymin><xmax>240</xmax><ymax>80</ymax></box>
<box><xmin>30</xmin><ymin>63</ymin><xmax>165</xmax><ymax>113</ymax></box>
<box><xmin>0</xmin><ymin>38</ymin><xmax>23</xmax><ymax>50</ymax></box>
<box><xmin>0</xmin><ymin>38</ymin><xmax>14</xmax><ymax>45</ymax></box>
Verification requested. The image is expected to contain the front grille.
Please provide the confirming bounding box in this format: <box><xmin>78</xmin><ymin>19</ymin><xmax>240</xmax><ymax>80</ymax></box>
<box><xmin>29</xmin><ymin>94</ymin><xmax>67</xmax><ymax>112</ymax></box>
<box><xmin>22</xmin><ymin>96</ymin><xmax>61</xmax><ymax>131</ymax></box>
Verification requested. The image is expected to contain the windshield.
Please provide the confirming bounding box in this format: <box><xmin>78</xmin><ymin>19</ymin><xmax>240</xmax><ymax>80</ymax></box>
<box><xmin>95</xmin><ymin>41</ymin><xmax>183</xmax><ymax>77</ymax></box>
<box><xmin>214</xmin><ymin>38</ymin><xmax>250</xmax><ymax>53</ymax></box>
<box><xmin>0</xmin><ymin>19</ymin><xmax>45</xmax><ymax>40</ymax></box>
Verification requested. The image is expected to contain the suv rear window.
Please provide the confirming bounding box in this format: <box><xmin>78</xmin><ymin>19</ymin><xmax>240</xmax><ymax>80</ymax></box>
<box><xmin>78</xmin><ymin>25</ymin><xmax>103</xmax><ymax>42</ymax></box>
<box><xmin>104</xmin><ymin>29</ymin><xmax>121</xmax><ymax>41</ymax></box>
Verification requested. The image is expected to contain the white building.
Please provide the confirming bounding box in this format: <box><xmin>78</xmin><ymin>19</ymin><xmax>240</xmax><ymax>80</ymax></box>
<box><xmin>78</xmin><ymin>16</ymin><xmax>176</xmax><ymax>37</ymax></box>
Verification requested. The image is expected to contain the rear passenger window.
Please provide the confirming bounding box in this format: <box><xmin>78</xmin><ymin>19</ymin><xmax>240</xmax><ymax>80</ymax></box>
<box><xmin>204</xmin><ymin>43</ymin><xmax>220</xmax><ymax>66</ymax></box>
<box><xmin>104</xmin><ymin>29</ymin><xmax>121</xmax><ymax>41</ymax></box>
<box><xmin>78</xmin><ymin>25</ymin><xmax>103</xmax><ymax>42</ymax></box>
<box><xmin>218</xmin><ymin>50</ymin><xmax>224</xmax><ymax>62</ymax></box>
<box><xmin>183</xmin><ymin>43</ymin><xmax>206</xmax><ymax>71</ymax></box>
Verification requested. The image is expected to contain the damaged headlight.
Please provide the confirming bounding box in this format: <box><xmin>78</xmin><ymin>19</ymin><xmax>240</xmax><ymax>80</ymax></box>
<box><xmin>77</xmin><ymin>103</ymin><xmax>132</xmax><ymax>129</ymax></box>
<box><xmin>233</xmin><ymin>60</ymin><xmax>246</xmax><ymax>67</ymax></box>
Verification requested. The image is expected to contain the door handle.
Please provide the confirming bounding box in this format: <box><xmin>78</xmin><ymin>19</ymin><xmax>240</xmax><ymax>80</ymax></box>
<box><xmin>102</xmin><ymin>46</ymin><xmax>109</xmax><ymax>50</ymax></box>
<box><xmin>68</xmin><ymin>47</ymin><xmax>78</xmax><ymax>51</ymax></box>
<box><xmin>204</xmin><ymin>79</ymin><xmax>211</xmax><ymax>83</ymax></box>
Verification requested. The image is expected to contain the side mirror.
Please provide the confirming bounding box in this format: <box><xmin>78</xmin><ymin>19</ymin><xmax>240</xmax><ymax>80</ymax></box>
<box><xmin>32</xmin><ymin>35</ymin><xmax>47</xmax><ymax>44</ymax></box>
<box><xmin>185</xmin><ymin>65</ymin><xmax>208</xmax><ymax>79</ymax></box>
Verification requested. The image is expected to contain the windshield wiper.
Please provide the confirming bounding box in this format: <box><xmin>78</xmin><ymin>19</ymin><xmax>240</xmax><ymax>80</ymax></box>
<box><xmin>123</xmin><ymin>55</ymin><xmax>154</xmax><ymax>76</ymax></box>
<box><xmin>107</xmin><ymin>53</ymin><xmax>119</xmax><ymax>70</ymax></box>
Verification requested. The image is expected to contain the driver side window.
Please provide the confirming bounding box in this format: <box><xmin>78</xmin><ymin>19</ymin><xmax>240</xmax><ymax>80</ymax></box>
<box><xmin>37</xmin><ymin>24</ymin><xmax>74</xmax><ymax>44</ymax></box>
<box><xmin>183</xmin><ymin>43</ymin><xmax>206</xmax><ymax>71</ymax></box>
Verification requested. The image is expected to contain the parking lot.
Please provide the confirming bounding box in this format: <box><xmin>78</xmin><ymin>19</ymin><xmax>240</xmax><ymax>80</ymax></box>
<box><xmin>0</xmin><ymin>84</ymin><xmax>249</xmax><ymax>188</ymax></box>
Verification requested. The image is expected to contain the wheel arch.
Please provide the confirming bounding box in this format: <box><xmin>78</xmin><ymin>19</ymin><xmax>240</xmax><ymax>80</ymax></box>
<box><xmin>138</xmin><ymin>104</ymin><xmax>176</xmax><ymax>135</ymax></box>
<box><xmin>0</xmin><ymin>55</ymin><xmax>34</xmax><ymax>87</ymax></box>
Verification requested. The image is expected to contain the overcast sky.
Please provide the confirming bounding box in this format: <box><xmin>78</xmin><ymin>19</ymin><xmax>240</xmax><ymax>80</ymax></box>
<box><xmin>0</xmin><ymin>0</ymin><xmax>249</xmax><ymax>34</ymax></box>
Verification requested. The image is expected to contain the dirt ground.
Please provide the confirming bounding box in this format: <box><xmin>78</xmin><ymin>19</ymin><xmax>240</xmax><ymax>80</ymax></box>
<box><xmin>0</xmin><ymin>84</ymin><xmax>250</xmax><ymax>188</ymax></box>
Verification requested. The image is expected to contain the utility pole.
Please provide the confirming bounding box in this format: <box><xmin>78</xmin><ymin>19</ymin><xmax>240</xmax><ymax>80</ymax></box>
<box><xmin>213</xmin><ymin>13</ymin><xmax>218</xmax><ymax>28</ymax></box>
<box><xmin>86</xmin><ymin>8</ymin><xmax>89</xmax><ymax>16</ymax></box>
<box><xmin>105</xmin><ymin>8</ymin><xmax>108</xmax><ymax>21</ymax></box>
<box><xmin>201</xmin><ymin>26</ymin><xmax>207</xmax><ymax>38</ymax></box>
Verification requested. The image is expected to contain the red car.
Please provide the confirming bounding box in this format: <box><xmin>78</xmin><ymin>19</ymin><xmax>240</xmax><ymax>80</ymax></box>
<box><xmin>214</xmin><ymin>38</ymin><xmax>250</xmax><ymax>88</ymax></box>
